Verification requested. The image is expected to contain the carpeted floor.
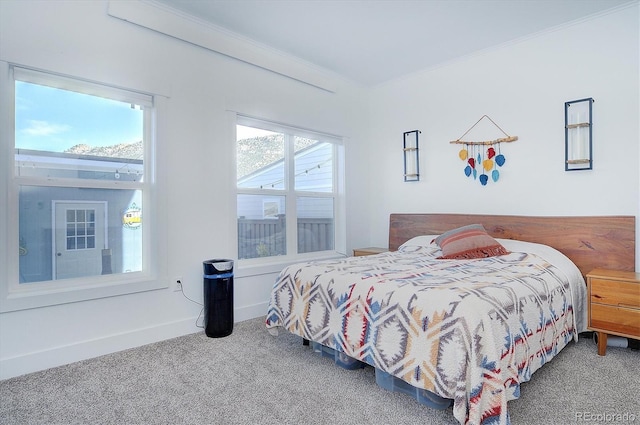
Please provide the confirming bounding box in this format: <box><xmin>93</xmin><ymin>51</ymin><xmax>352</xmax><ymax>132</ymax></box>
<box><xmin>1</xmin><ymin>317</ymin><xmax>638</xmax><ymax>425</ymax></box>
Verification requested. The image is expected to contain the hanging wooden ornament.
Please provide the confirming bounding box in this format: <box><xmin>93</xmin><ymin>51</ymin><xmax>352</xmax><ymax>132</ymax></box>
<box><xmin>449</xmin><ymin>115</ymin><xmax>517</xmax><ymax>186</ymax></box>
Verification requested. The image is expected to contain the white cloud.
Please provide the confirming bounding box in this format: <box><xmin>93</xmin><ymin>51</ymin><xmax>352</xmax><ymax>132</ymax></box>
<box><xmin>22</xmin><ymin>120</ymin><xmax>71</xmax><ymax>136</ymax></box>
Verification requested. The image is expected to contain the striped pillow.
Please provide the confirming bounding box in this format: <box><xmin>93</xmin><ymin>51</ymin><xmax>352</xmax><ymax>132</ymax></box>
<box><xmin>433</xmin><ymin>224</ymin><xmax>509</xmax><ymax>259</ymax></box>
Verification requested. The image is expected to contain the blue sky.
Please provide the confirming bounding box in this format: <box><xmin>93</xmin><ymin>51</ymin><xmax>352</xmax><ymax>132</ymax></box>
<box><xmin>15</xmin><ymin>81</ymin><xmax>143</xmax><ymax>152</ymax></box>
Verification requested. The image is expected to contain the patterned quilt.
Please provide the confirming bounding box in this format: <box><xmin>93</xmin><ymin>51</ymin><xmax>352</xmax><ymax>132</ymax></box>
<box><xmin>265</xmin><ymin>239</ymin><xmax>586</xmax><ymax>425</ymax></box>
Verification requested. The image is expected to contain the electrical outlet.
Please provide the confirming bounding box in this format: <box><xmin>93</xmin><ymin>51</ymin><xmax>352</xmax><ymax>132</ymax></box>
<box><xmin>173</xmin><ymin>277</ymin><xmax>183</xmax><ymax>292</ymax></box>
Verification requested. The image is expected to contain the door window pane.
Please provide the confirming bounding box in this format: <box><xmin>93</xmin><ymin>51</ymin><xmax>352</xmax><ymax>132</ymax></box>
<box><xmin>65</xmin><ymin>208</ymin><xmax>94</xmax><ymax>250</ymax></box>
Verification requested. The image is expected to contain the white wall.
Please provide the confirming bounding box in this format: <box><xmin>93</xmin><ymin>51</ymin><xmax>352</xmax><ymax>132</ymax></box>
<box><xmin>0</xmin><ymin>0</ymin><xmax>371</xmax><ymax>379</ymax></box>
<box><xmin>366</xmin><ymin>4</ymin><xmax>640</xmax><ymax>263</ymax></box>
<box><xmin>1</xmin><ymin>0</ymin><xmax>638</xmax><ymax>380</ymax></box>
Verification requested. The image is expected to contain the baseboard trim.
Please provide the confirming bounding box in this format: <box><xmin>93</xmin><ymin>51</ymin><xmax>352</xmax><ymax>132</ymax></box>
<box><xmin>235</xmin><ymin>301</ymin><xmax>268</xmax><ymax>323</ymax></box>
<box><xmin>0</xmin><ymin>303</ymin><xmax>268</xmax><ymax>380</ymax></box>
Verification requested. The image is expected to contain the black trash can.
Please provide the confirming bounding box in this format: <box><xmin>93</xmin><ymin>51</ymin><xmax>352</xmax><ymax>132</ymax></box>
<box><xmin>203</xmin><ymin>259</ymin><xmax>234</xmax><ymax>338</ymax></box>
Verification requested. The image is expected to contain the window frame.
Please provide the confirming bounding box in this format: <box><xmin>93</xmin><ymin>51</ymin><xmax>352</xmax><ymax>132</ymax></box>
<box><xmin>235</xmin><ymin>114</ymin><xmax>345</xmax><ymax>269</ymax></box>
<box><xmin>0</xmin><ymin>62</ymin><xmax>168</xmax><ymax>313</ymax></box>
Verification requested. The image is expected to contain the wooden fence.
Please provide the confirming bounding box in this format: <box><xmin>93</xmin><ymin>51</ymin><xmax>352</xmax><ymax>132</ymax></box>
<box><xmin>238</xmin><ymin>216</ymin><xmax>334</xmax><ymax>259</ymax></box>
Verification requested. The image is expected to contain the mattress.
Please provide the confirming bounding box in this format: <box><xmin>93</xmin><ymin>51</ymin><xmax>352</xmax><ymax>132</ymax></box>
<box><xmin>266</xmin><ymin>237</ymin><xmax>586</xmax><ymax>424</ymax></box>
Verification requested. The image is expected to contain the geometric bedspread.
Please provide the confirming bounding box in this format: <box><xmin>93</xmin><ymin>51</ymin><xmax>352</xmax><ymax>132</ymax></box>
<box><xmin>266</xmin><ymin>239</ymin><xmax>586</xmax><ymax>425</ymax></box>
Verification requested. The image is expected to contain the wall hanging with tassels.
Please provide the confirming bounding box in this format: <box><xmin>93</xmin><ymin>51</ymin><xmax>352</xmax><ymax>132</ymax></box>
<box><xmin>450</xmin><ymin>115</ymin><xmax>518</xmax><ymax>186</ymax></box>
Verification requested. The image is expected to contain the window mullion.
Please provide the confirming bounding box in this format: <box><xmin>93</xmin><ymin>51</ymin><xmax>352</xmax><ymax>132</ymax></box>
<box><xmin>285</xmin><ymin>133</ymin><xmax>297</xmax><ymax>255</ymax></box>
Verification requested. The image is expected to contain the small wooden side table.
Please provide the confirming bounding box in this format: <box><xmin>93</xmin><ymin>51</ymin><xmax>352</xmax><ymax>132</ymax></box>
<box><xmin>353</xmin><ymin>247</ymin><xmax>389</xmax><ymax>257</ymax></box>
<box><xmin>586</xmin><ymin>268</ymin><xmax>640</xmax><ymax>356</ymax></box>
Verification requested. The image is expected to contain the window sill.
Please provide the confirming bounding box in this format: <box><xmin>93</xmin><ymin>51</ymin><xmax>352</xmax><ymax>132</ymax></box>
<box><xmin>235</xmin><ymin>251</ymin><xmax>346</xmax><ymax>279</ymax></box>
<box><xmin>0</xmin><ymin>273</ymin><xmax>168</xmax><ymax>313</ymax></box>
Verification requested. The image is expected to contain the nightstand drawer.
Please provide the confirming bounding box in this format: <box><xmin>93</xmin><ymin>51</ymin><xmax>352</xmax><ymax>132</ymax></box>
<box><xmin>589</xmin><ymin>278</ymin><xmax>640</xmax><ymax>308</ymax></box>
<box><xmin>590</xmin><ymin>303</ymin><xmax>640</xmax><ymax>337</ymax></box>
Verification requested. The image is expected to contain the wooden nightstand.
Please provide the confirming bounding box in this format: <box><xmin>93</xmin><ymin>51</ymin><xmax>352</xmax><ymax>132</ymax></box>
<box><xmin>586</xmin><ymin>268</ymin><xmax>640</xmax><ymax>356</ymax></box>
<box><xmin>353</xmin><ymin>247</ymin><xmax>389</xmax><ymax>257</ymax></box>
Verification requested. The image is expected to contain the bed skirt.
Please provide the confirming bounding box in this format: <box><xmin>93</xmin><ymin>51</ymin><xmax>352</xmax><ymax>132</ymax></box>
<box><xmin>311</xmin><ymin>340</ymin><xmax>453</xmax><ymax>410</ymax></box>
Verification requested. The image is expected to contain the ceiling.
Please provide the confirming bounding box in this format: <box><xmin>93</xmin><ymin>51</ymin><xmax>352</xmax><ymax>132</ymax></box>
<box><xmin>154</xmin><ymin>0</ymin><xmax>633</xmax><ymax>86</ymax></box>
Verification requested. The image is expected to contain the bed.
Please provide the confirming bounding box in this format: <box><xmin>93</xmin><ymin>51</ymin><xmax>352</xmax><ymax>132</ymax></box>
<box><xmin>265</xmin><ymin>214</ymin><xmax>635</xmax><ymax>425</ymax></box>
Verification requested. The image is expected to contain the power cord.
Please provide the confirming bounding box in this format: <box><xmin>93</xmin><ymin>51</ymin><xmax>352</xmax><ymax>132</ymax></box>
<box><xmin>177</xmin><ymin>279</ymin><xmax>205</xmax><ymax>329</ymax></box>
<box><xmin>177</xmin><ymin>279</ymin><xmax>202</xmax><ymax>305</ymax></box>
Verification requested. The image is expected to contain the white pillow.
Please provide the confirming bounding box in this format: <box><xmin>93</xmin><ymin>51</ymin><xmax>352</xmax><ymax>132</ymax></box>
<box><xmin>398</xmin><ymin>235</ymin><xmax>439</xmax><ymax>250</ymax></box>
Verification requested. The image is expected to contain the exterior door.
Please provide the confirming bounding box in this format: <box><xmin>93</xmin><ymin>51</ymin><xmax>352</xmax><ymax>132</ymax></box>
<box><xmin>53</xmin><ymin>201</ymin><xmax>107</xmax><ymax>280</ymax></box>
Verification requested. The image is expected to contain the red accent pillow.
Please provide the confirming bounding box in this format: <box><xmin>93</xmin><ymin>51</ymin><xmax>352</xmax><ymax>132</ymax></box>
<box><xmin>433</xmin><ymin>224</ymin><xmax>510</xmax><ymax>259</ymax></box>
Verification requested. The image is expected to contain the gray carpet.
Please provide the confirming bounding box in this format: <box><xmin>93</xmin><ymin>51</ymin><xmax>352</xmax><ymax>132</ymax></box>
<box><xmin>1</xmin><ymin>317</ymin><xmax>638</xmax><ymax>425</ymax></box>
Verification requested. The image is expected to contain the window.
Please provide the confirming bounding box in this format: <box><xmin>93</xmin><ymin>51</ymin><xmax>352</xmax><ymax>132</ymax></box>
<box><xmin>0</xmin><ymin>64</ymin><xmax>165</xmax><ymax>312</ymax></box>
<box><xmin>236</xmin><ymin>116</ymin><xmax>343</xmax><ymax>261</ymax></box>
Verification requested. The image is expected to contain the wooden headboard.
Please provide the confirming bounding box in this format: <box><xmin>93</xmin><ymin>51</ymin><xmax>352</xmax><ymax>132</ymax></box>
<box><xmin>389</xmin><ymin>213</ymin><xmax>636</xmax><ymax>277</ymax></box>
